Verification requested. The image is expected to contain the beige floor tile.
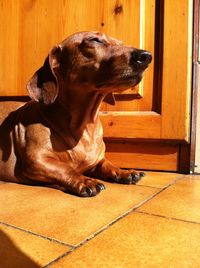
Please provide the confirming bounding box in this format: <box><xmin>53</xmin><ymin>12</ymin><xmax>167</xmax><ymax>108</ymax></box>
<box><xmin>50</xmin><ymin>212</ymin><xmax>200</xmax><ymax>268</ymax></box>
<box><xmin>137</xmin><ymin>176</ymin><xmax>200</xmax><ymax>222</ymax></box>
<box><xmin>138</xmin><ymin>171</ymin><xmax>182</xmax><ymax>188</ymax></box>
<box><xmin>0</xmin><ymin>182</ymin><xmax>158</xmax><ymax>246</ymax></box>
<box><xmin>0</xmin><ymin>223</ymin><xmax>70</xmax><ymax>268</ymax></box>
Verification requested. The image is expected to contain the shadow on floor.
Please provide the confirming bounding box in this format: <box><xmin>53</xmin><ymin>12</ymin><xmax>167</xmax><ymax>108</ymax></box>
<box><xmin>0</xmin><ymin>229</ymin><xmax>40</xmax><ymax>268</ymax></box>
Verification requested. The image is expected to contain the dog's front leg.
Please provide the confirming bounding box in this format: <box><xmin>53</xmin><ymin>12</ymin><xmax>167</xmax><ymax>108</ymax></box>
<box><xmin>85</xmin><ymin>158</ymin><xmax>145</xmax><ymax>184</ymax></box>
<box><xmin>21</xmin><ymin>155</ymin><xmax>105</xmax><ymax>197</ymax></box>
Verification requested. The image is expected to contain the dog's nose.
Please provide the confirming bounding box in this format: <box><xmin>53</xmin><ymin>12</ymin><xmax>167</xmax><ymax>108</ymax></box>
<box><xmin>130</xmin><ymin>49</ymin><xmax>152</xmax><ymax>66</ymax></box>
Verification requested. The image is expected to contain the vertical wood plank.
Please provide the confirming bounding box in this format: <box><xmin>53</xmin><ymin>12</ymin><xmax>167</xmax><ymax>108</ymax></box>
<box><xmin>161</xmin><ymin>0</ymin><xmax>193</xmax><ymax>141</ymax></box>
<box><xmin>0</xmin><ymin>0</ymin><xmax>104</xmax><ymax>96</ymax></box>
<box><xmin>0</xmin><ymin>1</ymin><xmax>20</xmax><ymax>95</ymax></box>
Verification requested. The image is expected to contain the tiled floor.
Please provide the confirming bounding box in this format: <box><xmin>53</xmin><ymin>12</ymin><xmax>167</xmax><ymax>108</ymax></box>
<box><xmin>0</xmin><ymin>172</ymin><xmax>200</xmax><ymax>267</ymax></box>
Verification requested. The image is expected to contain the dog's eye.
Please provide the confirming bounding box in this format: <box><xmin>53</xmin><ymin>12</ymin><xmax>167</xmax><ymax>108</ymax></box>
<box><xmin>89</xmin><ymin>38</ymin><xmax>101</xmax><ymax>43</ymax></box>
<box><xmin>89</xmin><ymin>38</ymin><xmax>105</xmax><ymax>45</ymax></box>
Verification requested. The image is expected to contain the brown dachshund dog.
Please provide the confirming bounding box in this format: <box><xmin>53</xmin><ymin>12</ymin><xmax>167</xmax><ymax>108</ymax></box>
<box><xmin>0</xmin><ymin>31</ymin><xmax>152</xmax><ymax>197</ymax></box>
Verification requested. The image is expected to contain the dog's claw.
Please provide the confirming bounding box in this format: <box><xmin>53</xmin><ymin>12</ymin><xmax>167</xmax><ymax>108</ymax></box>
<box><xmin>80</xmin><ymin>187</ymin><xmax>93</xmax><ymax>197</ymax></box>
<box><xmin>131</xmin><ymin>173</ymin><xmax>141</xmax><ymax>183</ymax></box>
<box><xmin>80</xmin><ymin>182</ymin><xmax>105</xmax><ymax>197</ymax></box>
<box><xmin>86</xmin><ymin>187</ymin><xmax>93</xmax><ymax>196</ymax></box>
<box><xmin>96</xmin><ymin>183</ymin><xmax>106</xmax><ymax>191</ymax></box>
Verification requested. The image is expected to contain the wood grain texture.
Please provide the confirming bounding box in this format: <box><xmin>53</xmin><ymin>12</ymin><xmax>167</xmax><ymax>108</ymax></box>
<box><xmin>105</xmin><ymin>141</ymin><xmax>179</xmax><ymax>171</ymax></box>
<box><xmin>0</xmin><ymin>1</ymin><xmax>20</xmax><ymax>95</ymax></box>
<box><xmin>161</xmin><ymin>0</ymin><xmax>193</xmax><ymax>141</ymax></box>
<box><xmin>100</xmin><ymin>111</ymin><xmax>161</xmax><ymax>139</ymax></box>
<box><xmin>0</xmin><ymin>0</ymin><xmax>155</xmax><ymax>112</ymax></box>
<box><xmin>101</xmin><ymin>0</ymin><xmax>155</xmax><ymax>112</ymax></box>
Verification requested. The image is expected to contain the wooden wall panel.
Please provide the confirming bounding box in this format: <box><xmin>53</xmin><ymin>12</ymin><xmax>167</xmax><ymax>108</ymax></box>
<box><xmin>0</xmin><ymin>0</ymin><xmax>103</xmax><ymax>96</ymax></box>
<box><xmin>105</xmin><ymin>141</ymin><xmax>179</xmax><ymax>171</ymax></box>
<box><xmin>0</xmin><ymin>0</ymin><xmax>155</xmax><ymax>114</ymax></box>
<box><xmin>101</xmin><ymin>111</ymin><xmax>161</xmax><ymax>139</ymax></box>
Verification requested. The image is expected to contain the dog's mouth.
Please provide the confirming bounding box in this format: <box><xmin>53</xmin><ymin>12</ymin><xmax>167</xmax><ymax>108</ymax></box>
<box><xmin>119</xmin><ymin>71</ymin><xmax>143</xmax><ymax>82</ymax></box>
<box><xmin>96</xmin><ymin>71</ymin><xmax>143</xmax><ymax>89</ymax></box>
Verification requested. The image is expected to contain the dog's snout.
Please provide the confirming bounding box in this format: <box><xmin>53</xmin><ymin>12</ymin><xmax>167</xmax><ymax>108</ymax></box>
<box><xmin>130</xmin><ymin>50</ymin><xmax>152</xmax><ymax>67</ymax></box>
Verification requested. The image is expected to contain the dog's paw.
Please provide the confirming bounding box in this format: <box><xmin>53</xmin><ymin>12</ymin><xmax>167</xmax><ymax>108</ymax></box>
<box><xmin>72</xmin><ymin>177</ymin><xmax>106</xmax><ymax>197</ymax></box>
<box><xmin>113</xmin><ymin>170</ymin><xmax>145</xmax><ymax>184</ymax></box>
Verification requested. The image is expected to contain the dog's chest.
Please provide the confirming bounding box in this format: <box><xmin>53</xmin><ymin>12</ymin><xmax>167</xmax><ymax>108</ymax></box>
<box><xmin>67</xmin><ymin>121</ymin><xmax>105</xmax><ymax>172</ymax></box>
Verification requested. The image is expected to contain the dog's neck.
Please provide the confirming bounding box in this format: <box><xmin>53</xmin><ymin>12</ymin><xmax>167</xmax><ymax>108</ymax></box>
<box><xmin>70</xmin><ymin>92</ymin><xmax>104</xmax><ymax>126</ymax></box>
<box><xmin>49</xmin><ymin>88</ymin><xmax>106</xmax><ymax>139</ymax></box>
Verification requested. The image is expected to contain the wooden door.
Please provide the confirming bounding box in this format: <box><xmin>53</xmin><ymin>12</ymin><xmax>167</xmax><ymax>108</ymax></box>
<box><xmin>100</xmin><ymin>0</ymin><xmax>193</xmax><ymax>172</ymax></box>
<box><xmin>0</xmin><ymin>0</ymin><xmax>193</xmax><ymax>172</ymax></box>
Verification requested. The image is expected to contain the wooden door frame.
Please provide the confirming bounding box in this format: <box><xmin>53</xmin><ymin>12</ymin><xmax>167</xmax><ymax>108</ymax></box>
<box><xmin>168</xmin><ymin>0</ymin><xmax>200</xmax><ymax>173</ymax></box>
<box><xmin>190</xmin><ymin>0</ymin><xmax>200</xmax><ymax>173</ymax></box>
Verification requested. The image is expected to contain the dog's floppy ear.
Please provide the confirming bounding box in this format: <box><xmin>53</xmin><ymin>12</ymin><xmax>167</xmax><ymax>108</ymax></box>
<box><xmin>103</xmin><ymin>93</ymin><xmax>116</xmax><ymax>105</ymax></box>
<box><xmin>27</xmin><ymin>46</ymin><xmax>62</xmax><ymax>105</ymax></box>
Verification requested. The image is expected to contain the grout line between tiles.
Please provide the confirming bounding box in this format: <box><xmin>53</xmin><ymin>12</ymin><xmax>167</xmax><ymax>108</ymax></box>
<box><xmin>0</xmin><ymin>221</ymin><xmax>74</xmax><ymax>248</ymax></box>
<box><xmin>44</xmin><ymin>177</ymin><xmax>180</xmax><ymax>267</ymax></box>
<box><xmin>135</xmin><ymin>210</ymin><xmax>200</xmax><ymax>225</ymax></box>
<box><xmin>138</xmin><ymin>174</ymin><xmax>185</xmax><ymax>189</ymax></box>
<box><xmin>43</xmin><ymin>248</ymin><xmax>76</xmax><ymax>268</ymax></box>
<box><xmin>136</xmin><ymin>184</ymin><xmax>161</xmax><ymax>189</ymax></box>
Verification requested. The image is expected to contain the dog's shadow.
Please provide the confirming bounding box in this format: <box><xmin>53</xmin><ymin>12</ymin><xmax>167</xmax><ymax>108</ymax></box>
<box><xmin>0</xmin><ymin>228</ymin><xmax>40</xmax><ymax>268</ymax></box>
<box><xmin>0</xmin><ymin>111</ymin><xmax>16</xmax><ymax>162</ymax></box>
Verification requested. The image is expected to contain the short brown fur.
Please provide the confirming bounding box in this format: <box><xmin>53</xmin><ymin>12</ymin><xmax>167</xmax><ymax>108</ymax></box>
<box><xmin>0</xmin><ymin>31</ymin><xmax>151</xmax><ymax>197</ymax></box>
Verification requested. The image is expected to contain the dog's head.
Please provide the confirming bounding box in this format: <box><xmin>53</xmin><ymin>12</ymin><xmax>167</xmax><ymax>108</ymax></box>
<box><xmin>27</xmin><ymin>31</ymin><xmax>152</xmax><ymax>105</ymax></box>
